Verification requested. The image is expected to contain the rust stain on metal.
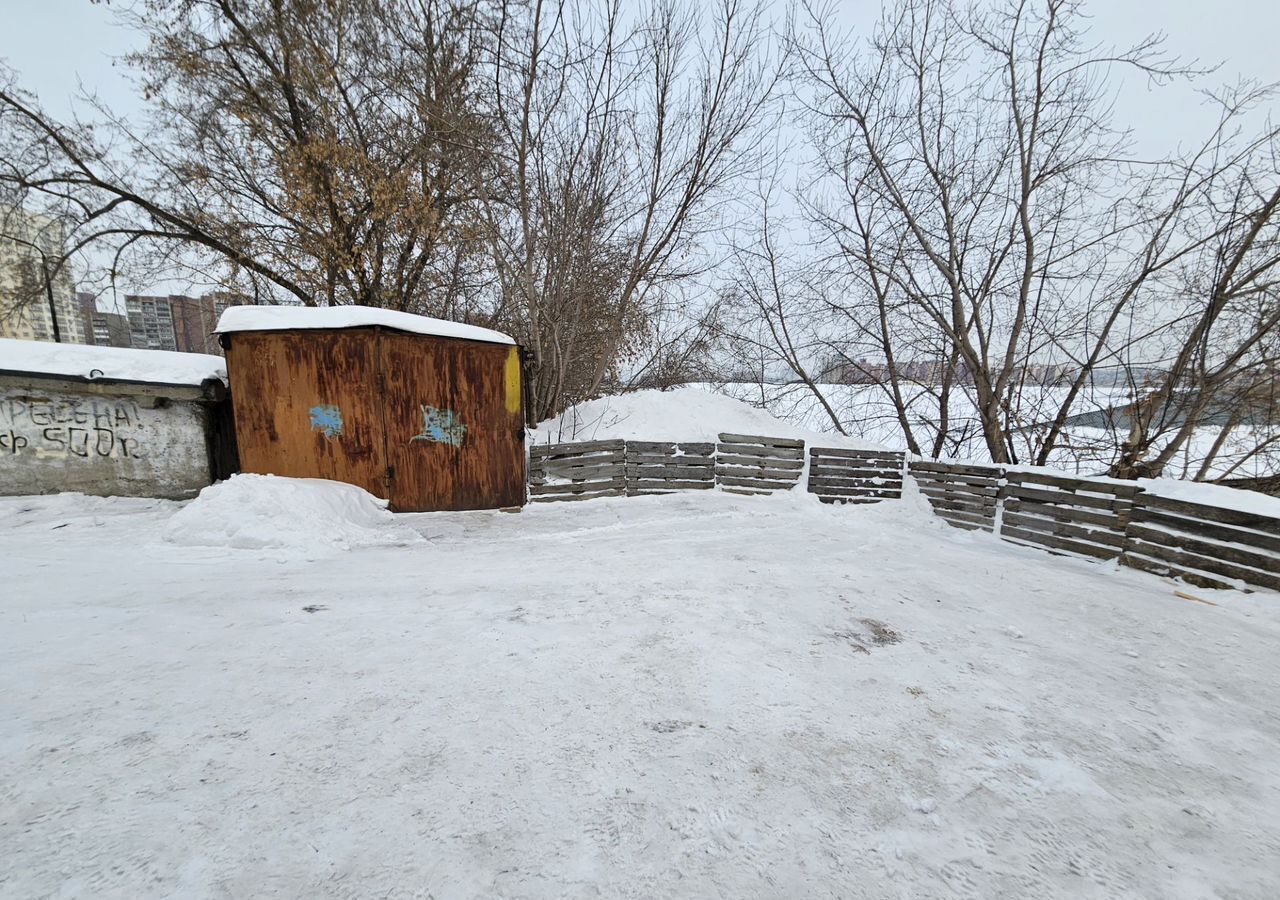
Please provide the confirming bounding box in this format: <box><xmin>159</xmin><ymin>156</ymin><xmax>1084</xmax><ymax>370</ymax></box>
<box><xmin>379</xmin><ymin>332</ymin><xmax>526</xmax><ymax>511</ymax></box>
<box><xmin>225</xmin><ymin>326</ymin><xmax>526</xmax><ymax>512</ymax></box>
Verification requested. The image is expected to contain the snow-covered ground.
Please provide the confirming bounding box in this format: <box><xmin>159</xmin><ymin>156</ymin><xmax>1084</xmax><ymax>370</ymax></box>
<box><xmin>3</xmin><ymin>483</ymin><xmax>1278</xmax><ymax>898</ymax></box>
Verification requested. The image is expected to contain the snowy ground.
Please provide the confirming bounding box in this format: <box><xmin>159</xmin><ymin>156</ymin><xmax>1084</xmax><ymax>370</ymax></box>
<box><xmin>3</xmin><ymin>485</ymin><xmax>1279</xmax><ymax>899</ymax></box>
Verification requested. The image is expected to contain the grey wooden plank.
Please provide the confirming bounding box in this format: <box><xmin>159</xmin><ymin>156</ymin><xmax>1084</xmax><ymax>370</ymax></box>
<box><xmin>531</xmin><ymin>488</ymin><xmax>624</xmax><ymax>502</ymax></box>
<box><xmin>717</xmin><ymin>475</ymin><xmax>798</xmax><ymax>490</ymax></box>
<box><xmin>918</xmin><ymin>484</ymin><xmax>996</xmax><ymax>503</ymax></box>
<box><xmin>1136</xmin><ymin>494</ymin><xmax>1280</xmax><ymax>534</ymax></box>
<box><xmin>626</xmin><ymin>465</ymin><xmax>715</xmax><ymax>480</ymax></box>
<box><xmin>908</xmin><ymin>470</ymin><xmax>1002</xmax><ymax>488</ymax></box>
<box><xmin>536</xmin><ymin>461</ymin><xmax>626</xmax><ymax>480</ymax></box>
<box><xmin>533</xmin><ymin>450</ymin><xmax>624</xmax><ymax>467</ymax></box>
<box><xmin>716</xmin><ymin>442</ymin><xmax>806</xmax><ymax>460</ymax></box>
<box><xmin>808</xmin><ymin>474</ymin><xmax>904</xmax><ymax>489</ymax></box>
<box><xmin>716</xmin><ymin>454</ymin><xmax>804</xmax><ymax>470</ymax></box>
<box><xmin>1120</xmin><ymin>553</ymin><xmax>1236</xmax><ymax>591</ymax></box>
<box><xmin>1127</xmin><ymin>523</ymin><xmax>1280</xmax><ymax>573</ymax></box>
<box><xmin>1003</xmin><ymin>498</ymin><xmax>1122</xmax><ymax>530</ymax></box>
<box><xmin>627</xmin><ymin>453</ymin><xmax>716</xmax><ymax>468</ymax></box>
<box><xmin>1002</xmin><ymin>511</ymin><xmax>1126</xmax><ymax>548</ymax></box>
<box><xmin>1129</xmin><ymin>507</ymin><xmax>1280</xmax><ymax>555</ymax></box>
<box><xmin>529</xmin><ymin>477</ymin><xmax>626</xmax><ymax>495</ymax></box>
<box><xmin>809</xmin><ymin>447</ymin><xmax>904</xmax><ymax>461</ymax></box>
<box><xmin>1003</xmin><ymin>484</ymin><xmax>1131</xmax><ymax>512</ymax></box>
<box><xmin>917</xmin><ymin>482</ymin><xmax>999</xmax><ymax>500</ymax></box>
<box><xmin>718</xmin><ymin>433</ymin><xmax>806</xmax><ymax>449</ymax></box>
<box><xmin>936</xmin><ymin>517</ymin><xmax>989</xmax><ymax>532</ymax></box>
<box><xmin>627</xmin><ymin>480</ymin><xmax>715</xmax><ymax>492</ymax></box>
<box><xmin>923</xmin><ymin>495</ymin><xmax>996</xmax><ymax>516</ymax></box>
<box><xmin>909</xmin><ymin>461</ymin><xmax>1005</xmax><ymax>478</ymax></box>
<box><xmin>1124</xmin><ymin>537</ymin><xmax>1280</xmax><ymax>592</ymax></box>
<box><xmin>810</xmin><ymin>462</ymin><xmax>902</xmax><ymax>477</ymax></box>
<box><xmin>673</xmin><ymin>442</ymin><xmax>716</xmax><ymax>455</ymax></box>
<box><xmin>1001</xmin><ymin>525</ymin><xmax>1123</xmax><ymax>561</ymax></box>
<box><xmin>1007</xmin><ymin>471</ymin><xmax>1141</xmax><ymax>498</ymax></box>
<box><xmin>809</xmin><ymin>484</ymin><xmax>902</xmax><ymax>498</ymax></box>
<box><xmin>716</xmin><ymin>464</ymin><xmax>803</xmax><ymax>479</ymax></box>
<box><xmin>627</xmin><ymin>452</ymin><xmax>713</xmax><ymax>464</ymax></box>
<box><xmin>624</xmin><ymin>441</ymin><xmax>677</xmax><ymax>453</ymax></box>
<box><xmin>818</xmin><ymin>495</ymin><xmax>891</xmax><ymax>505</ymax></box>
<box><xmin>935</xmin><ymin>508</ymin><xmax>996</xmax><ymax>530</ymax></box>
<box><xmin>530</xmin><ymin>439</ymin><xmax>626</xmax><ymax>457</ymax></box>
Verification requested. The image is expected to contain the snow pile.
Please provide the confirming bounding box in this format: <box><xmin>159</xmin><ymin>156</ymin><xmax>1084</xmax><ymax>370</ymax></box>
<box><xmin>532</xmin><ymin>386</ymin><xmax>884</xmax><ymax>448</ymax></box>
<box><xmin>162</xmin><ymin>474</ymin><xmax>425</xmax><ymax>554</ymax></box>
<box><xmin>216</xmin><ymin>304</ymin><xmax>514</xmax><ymax>345</ymax></box>
<box><xmin>0</xmin><ymin>337</ymin><xmax>226</xmax><ymax>385</ymax></box>
<box><xmin>1137</xmin><ymin>476</ymin><xmax>1280</xmax><ymax>518</ymax></box>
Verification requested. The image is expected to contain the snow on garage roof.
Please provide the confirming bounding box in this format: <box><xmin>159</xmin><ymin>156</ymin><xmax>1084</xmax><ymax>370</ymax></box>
<box><xmin>216</xmin><ymin>304</ymin><xmax>516</xmax><ymax>345</ymax></box>
<box><xmin>0</xmin><ymin>337</ymin><xmax>227</xmax><ymax>386</ymax></box>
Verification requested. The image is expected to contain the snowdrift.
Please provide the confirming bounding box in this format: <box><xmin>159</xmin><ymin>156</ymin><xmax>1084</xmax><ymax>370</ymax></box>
<box><xmin>531</xmin><ymin>387</ymin><xmax>883</xmax><ymax>449</ymax></box>
<box><xmin>162</xmin><ymin>474</ymin><xmax>425</xmax><ymax>554</ymax></box>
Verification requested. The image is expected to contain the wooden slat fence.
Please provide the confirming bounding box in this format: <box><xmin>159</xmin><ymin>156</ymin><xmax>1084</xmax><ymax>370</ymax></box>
<box><xmin>808</xmin><ymin>448</ymin><xmax>905</xmax><ymax>504</ymax></box>
<box><xmin>529</xmin><ymin>439</ymin><xmax>626</xmax><ymax>502</ymax></box>
<box><xmin>998</xmin><ymin>471</ymin><xmax>1138</xmax><ymax>561</ymax></box>
<box><xmin>715</xmin><ymin>433</ymin><xmax>805</xmax><ymax>494</ymax></box>
<box><xmin>908</xmin><ymin>460</ymin><xmax>1003</xmax><ymax>531</ymax></box>
<box><xmin>527</xmin><ymin>438</ymin><xmax>1278</xmax><ymax>594</ymax></box>
<box><xmin>1123</xmin><ymin>494</ymin><xmax>1280</xmax><ymax>592</ymax></box>
<box><xmin>627</xmin><ymin>441</ymin><xmax>716</xmax><ymax>495</ymax></box>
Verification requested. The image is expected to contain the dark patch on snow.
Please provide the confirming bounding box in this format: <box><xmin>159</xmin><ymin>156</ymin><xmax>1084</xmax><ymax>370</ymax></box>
<box><xmin>647</xmin><ymin>720</ymin><xmax>704</xmax><ymax>733</ymax></box>
<box><xmin>862</xmin><ymin>618</ymin><xmax>901</xmax><ymax>645</ymax></box>
<box><xmin>302</xmin><ymin>605</ymin><xmax>328</xmax><ymax>613</ymax></box>
<box><xmin>833</xmin><ymin>618</ymin><xmax>902</xmax><ymax>654</ymax></box>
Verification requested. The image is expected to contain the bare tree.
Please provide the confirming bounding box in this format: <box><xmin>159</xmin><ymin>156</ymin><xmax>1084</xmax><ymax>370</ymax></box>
<box><xmin>486</xmin><ymin>0</ymin><xmax>781</xmax><ymax>420</ymax></box>
<box><xmin>1103</xmin><ymin>94</ymin><xmax>1280</xmax><ymax>478</ymax></box>
<box><xmin>1</xmin><ymin>0</ymin><xmax>500</xmax><ymax>315</ymax></box>
<box><xmin>788</xmin><ymin>0</ymin><xmax>1188</xmax><ymax>464</ymax></box>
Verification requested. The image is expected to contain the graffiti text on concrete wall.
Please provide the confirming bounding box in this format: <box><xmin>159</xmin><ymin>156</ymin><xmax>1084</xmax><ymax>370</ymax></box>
<box><xmin>1</xmin><ymin>397</ymin><xmax>146</xmax><ymax>458</ymax></box>
<box><xmin>411</xmin><ymin>406</ymin><xmax>466</xmax><ymax>447</ymax></box>
<box><xmin>310</xmin><ymin>404</ymin><xmax>344</xmax><ymax>438</ymax></box>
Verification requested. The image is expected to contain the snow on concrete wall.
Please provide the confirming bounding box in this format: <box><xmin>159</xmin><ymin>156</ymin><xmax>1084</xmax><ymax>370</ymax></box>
<box><xmin>0</xmin><ymin>386</ymin><xmax>213</xmax><ymax>499</ymax></box>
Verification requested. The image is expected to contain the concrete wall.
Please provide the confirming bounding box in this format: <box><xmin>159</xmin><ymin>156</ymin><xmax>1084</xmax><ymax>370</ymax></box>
<box><xmin>0</xmin><ymin>380</ymin><xmax>215</xmax><ymax>499</ymax></box>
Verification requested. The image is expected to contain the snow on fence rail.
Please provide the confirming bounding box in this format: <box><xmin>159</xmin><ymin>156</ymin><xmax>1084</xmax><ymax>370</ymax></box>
<box><xmin>1124</xmin><ymin>495</ymin><xmax>1280</xmax><ymax>592</ymax></box>
<box><xmin>807</xmin><ymin>448</ymin><xmax>905</xmax><ymax>504</ymax></box>
<box><xmin>627</xmin><ymin>441</ymin><xmax>715</xmax><ymax>495</ymax></box>
<box><xmin>528</xmin><ymin>439</ymin><xmax>626</xmax><ymax>501</ymax></box>
<box><xmin>526</xmin><ymin>437</ymin><xmax>1280</xmax><ymax>593</ymax></box>
<box><xmin>999</xmin><ymin>472</ymin><xmax>1138</xmax><ymax>560</ymax></box>
<box><xmin>715</xmin><ymin>433</ymin><xmax>805</xmax><ymax>495</ymax></box>
<box><xmin>909</xmin><ymin>461</ymin><xmax>1002</xmax><ymax>531</ymax></box>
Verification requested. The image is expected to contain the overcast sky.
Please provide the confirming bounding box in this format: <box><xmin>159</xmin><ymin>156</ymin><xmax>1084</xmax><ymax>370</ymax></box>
<box><xmin>4</xmin><ymin>0</ymin><xmax>1278</xmax><ymax>155</ymax></box>
<box><xmin>2</xmin><ymin>0</ymin><xmax>1277</xmax><ymax>303</ymax></box>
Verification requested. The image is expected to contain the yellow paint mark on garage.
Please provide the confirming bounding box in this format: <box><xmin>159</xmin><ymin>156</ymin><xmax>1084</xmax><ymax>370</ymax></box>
<box><xmin>504</xmin><ymin>347</ymin><xmax>522</xmax><ymax>414</ymax></box>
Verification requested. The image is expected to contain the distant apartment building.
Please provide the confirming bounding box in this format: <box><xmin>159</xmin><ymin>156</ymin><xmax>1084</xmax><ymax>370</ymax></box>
<box><xmin>821</xmin><ymin>358</ymin><xmax>1075</xmax><ymax>387</ymax></box>
<box><xmin>76</xmin><ymin>292</ymin><xmax>133</xmax><ymax>348</ymax></box>
<box><xmin>0</xmin><ymin>209</ymin><xmax>86</xmax><ymax>344</ymax></box>
<box><xmin>124</xmin><ymin>292</ymin><xmax>242</xmax><ymax>354</ymax></box>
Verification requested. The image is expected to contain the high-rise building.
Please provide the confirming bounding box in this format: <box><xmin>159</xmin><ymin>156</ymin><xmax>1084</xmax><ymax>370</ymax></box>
<box><xmin>171</xmin><ymin>292</ymin><xmax>239</xmax><ymax>355</ymax></box>
<box><xmin>124</xmin><ymin>292</ymin><xmax>244</xmax><ymax>354</ymax></box>
<box><xmin>125</xmin><ymin>294</ymin><xmax>179</xmax><ymax>351</ymax></box>
<box><xmin>0</xmin><ymin>209</ymin><xmax>86</xmax><ymax>344</ymax></box>
<box><xmin>76</xmin><ymin>292</ymin><xmax>132</xmax><ymax>348</ymax></box>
